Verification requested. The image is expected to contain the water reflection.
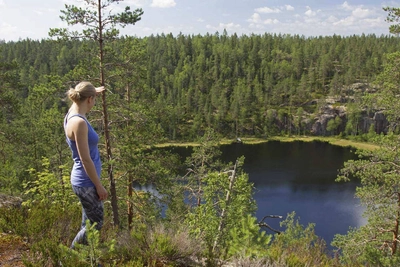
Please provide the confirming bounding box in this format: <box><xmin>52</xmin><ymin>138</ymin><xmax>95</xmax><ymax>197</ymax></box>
<box><xmin>163</xmin><ymin>141</ymin><xmax>366</xmax><ymax>247</ymax></box>
<box><xmin>218</xmin><ymin>141</ymin><xmax>366</xmax><ymax>247</ymax></box>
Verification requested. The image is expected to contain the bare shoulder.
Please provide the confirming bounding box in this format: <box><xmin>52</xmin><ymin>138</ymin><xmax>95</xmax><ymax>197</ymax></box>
<box><xmin>65</xmin><ymin>115</ymin><xmax>87</xmax><ymax>140</ymax></box>
<box><xmin>67</xmin><ymin>115</ymin><xmax>87</xmax><ymax>128</ymax></box>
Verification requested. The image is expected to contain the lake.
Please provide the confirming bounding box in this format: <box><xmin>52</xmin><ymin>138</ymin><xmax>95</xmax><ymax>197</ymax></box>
<box><xmin>164</xmin><ymin>140</ymin><xmax>366</xmax><ymax>249</ymax></box>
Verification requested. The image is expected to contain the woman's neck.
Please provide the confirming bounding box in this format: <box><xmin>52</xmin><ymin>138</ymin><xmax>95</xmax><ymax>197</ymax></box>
<box><xmin>69</xmin><ymin>103</ymin><xmax>88</xmax><ymax>117</ymax></box>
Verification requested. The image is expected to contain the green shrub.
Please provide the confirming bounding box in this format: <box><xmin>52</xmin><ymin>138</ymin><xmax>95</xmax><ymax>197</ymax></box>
<box><xmin>0</xmin><ymin>206</ymin><xmax>27</xmax><ymax>235</ymax></box>
<box><xmin>23</xmin><ymin>159</ymin><xmax>76</xmax><ymax>210</ymax></box>
<box><xmin>23</xmin><ymin>239</ymin><xmax>65</xmax><ymax>267</ymax></box>
<box><xmin>114</xmin><ymin>223</ymin><xmax>202</xmax><ymax>266</ymax></box>
<box><xmin>226</xmin><ymin>214</ymin><xmax>271</xmax><ymax>258</ymax></box>
<box><xmin>57</xmin><ymin>220</ymin><xmax>115</xmax><ymax>267</ymax></box>
<box><xmin>185</xmin><ymin>159</ymin><xmax>257</xmax><ymax>260</ymax></box>
<box><xmin>268</xmin><ymin>212</ymin><xmax>335</xmax><ymax>267</ymax></box>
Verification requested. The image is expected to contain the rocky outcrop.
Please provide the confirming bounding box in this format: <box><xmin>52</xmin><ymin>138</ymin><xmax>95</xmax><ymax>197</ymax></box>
<box><xmin>309</xmin><ymin>83</ymin><xmax>388</xmax><ymax>136</ymax></box>
<box><xmin>262</xmin><ymin>83</ymin><xmax>388</xmax><ymax>137</ymax></box>
<box><xmin>0</xmin><ymin>194</ymin><xmax>22</xmax><ymax>208</ymax></box>
<box><xmin>310</xmin><ymin>105</ymin><xmax>388</xmax><ymax>136</ymax></box>
<box><xmin>373</xmin><ymin>111</ymin><xmax>389</xmax><ymax>134</ymax></box>
<box><xmin>311</xmin><ymin>113</ymin><xmax>337</xmax><ymax>136</ymax></box>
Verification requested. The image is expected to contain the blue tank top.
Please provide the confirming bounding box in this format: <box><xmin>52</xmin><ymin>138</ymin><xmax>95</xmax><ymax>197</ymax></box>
<box><xmin>64</xmin><ymin>113</ymin><xmax>102</xmax><ymax>187</ymax></box>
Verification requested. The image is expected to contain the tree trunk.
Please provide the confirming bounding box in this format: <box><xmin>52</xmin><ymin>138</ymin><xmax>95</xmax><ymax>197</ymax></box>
<box><xmin>128</xmin><ymin>173</ymin><xmax>133</xmax><ymax>230</ymax></box>
<box><xmin>126</xmin><ymin>84</ymin><xmax>133</xmax><ymax>230</ymax></box>
<box><xmin>392</xmin><ymin>193</ymin><xmax>400</xmax><ymax>254</ymax></box>
<box><xmin>212</xmin><ymin>160</ymin><xmax>238</xmax><ymax>253</ymax></box>
<box><xmin>98</xmin><ymin>0</ymin><xmax>119</xmax><ymax>227</ymax></box>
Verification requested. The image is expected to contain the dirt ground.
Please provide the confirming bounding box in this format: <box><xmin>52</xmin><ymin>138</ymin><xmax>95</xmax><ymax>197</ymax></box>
<box><xmin>0</xmin><ymin>233</ymin><xmax>28</xmax><ymax>267</ymax></box>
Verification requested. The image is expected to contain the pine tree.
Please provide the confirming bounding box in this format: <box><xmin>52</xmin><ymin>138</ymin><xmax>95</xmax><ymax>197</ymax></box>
<box><xmin>49</xmin><ymin>0</ymin><xmax>144</xmax><ymax>227</ymax></box>
<box><xmin>332</xmin><ymin>7</ymin><xmax>400</xmax><ymax>266</ymax></box>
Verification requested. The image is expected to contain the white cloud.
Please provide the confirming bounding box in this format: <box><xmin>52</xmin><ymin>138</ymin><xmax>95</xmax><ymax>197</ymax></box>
<box><xmin>143</xmin><ymin>24</ymin><xmax>187</xmax><ymax>35</ymax></box>
<box><xmin>247</xmin><ymin>13</ymin><xmax>279</xmax><ymax>25</ymax></box>
<box><xmin>333</xmin><ymin>16</ymin><xmax>356</xmax><ymax>26</ymax></box>
<box><xmin>305</xmin><ymin>8</ymin><xmax>316</xmax><ymax>17</ymax></box>
<box><xmin>206</xmin><ymin>22</ymin><xmax>241</xmax><ymax>32</ymax></box>
<box><xmin>124</xmin><ymin>0</ymin><xmax>148</xmax><ymax>6</ymax></box>
<box><xmin>255</xmin><ymin>6</ymin><xmax>281</xmax><ymax>14</ymax></box>
<box><xmin>248</xmin><ymin>13</ymin><xmax>262</xmax><ymax>24</ymax></box>
<box><xmin>151</xmin><ymin>0</ymin><xmax>176</xmax><ymax>8</ymax></box>
<box><xmin>284</xmin><ymin>5</ymin><xmax>294</xmax><ymax>11</ymax></box>
<box><xmin>219</xmin><ymin>22</ymin><xmax>241</xmax><ymax>30</ymax></box>
<box><xmin>341</xmin><ymin>1</ymin><xmax>353</xmax><ymax>11</ymax></box>
<box><xmin>62</xmin><ymin>0</ymin><xmax>83</xmax><ymax>5</ymax></box>
<box><xmin>352</xmin><ymin>7</ymin><xmax>371</xmax><ymax>18</ymax></box>
<box><xmin>326</xmin><ymin>15</ymin><xmax>338</xmax><ymax>23</ymax></box>
<box><xmin>304</xmin><ymin>17</ymin><xmax>319</xmax><ymax>24</ymax></box>
<box><xmin>243</xmin><ymin>1</ymin><xmax>387</xmax><ymax>37</ymax></box>
<box><xmin>0</xmin><ymin>22</ymin><xmax>17</xmax><ymax>36</ymax></box>
<box><xmin>264</xmin><ymin>18</ymin><xmax>279</xmax><ymax>25</ymax></box>
<box><xmin>0</xmin><ymin>0</ymin><xmax>392</xmax><ymax>41</ymax></box>
<box><xmin>248</xmin><ymin>23</ymin><xmax>265</xmax><ymax>30</ymax></box>
<box><xmin>363</xmin><ymin>17</ymin><xmax>383</xmax><ymax>24</ymax></box>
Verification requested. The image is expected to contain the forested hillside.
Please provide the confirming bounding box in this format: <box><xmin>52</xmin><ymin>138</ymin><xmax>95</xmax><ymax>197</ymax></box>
<box><xmin>1</xmin><ymin>33</ymin><xmax>399</xmax><ymax>140</ymax></box>
<box><xmin>3</xmin><ymin>3</ymin><xmax>400</xmax><ymax>263</ymax></box>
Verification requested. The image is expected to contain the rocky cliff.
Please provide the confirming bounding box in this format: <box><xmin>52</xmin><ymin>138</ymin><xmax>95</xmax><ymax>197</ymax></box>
<box><xmin>309</xmin><ymin>83</ymin><xmax>388</xmax><ymax>136</ymax></box>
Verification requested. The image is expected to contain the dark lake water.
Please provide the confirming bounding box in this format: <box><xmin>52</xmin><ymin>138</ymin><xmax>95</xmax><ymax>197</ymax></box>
<box><xmin>164</xmin><ymin>140</ymin><xmax>366</xmax><ymax>248</ymax></box>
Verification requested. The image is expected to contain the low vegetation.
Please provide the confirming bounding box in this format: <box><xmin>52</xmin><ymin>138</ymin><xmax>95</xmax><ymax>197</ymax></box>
<box><xmin>0</xmin><ymin>133</ymin><xmax>391</xmax><ymax>266</ymax></box>
<box><xmin>2</xmin><ymin>1</ymin><xmax>400</xmax><ymax>266</ymax></box>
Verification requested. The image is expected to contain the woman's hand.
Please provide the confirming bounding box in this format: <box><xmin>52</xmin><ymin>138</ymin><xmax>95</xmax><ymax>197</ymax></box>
<box><xmin>96</xmin><ymin>184</ymin><xmax>108</xmax><ymax>201</ymax></box>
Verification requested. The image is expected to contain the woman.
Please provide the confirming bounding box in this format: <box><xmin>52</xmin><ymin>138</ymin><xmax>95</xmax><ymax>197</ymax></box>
<box><xmin>63</xmin><ymin>81</ymin><xmax>108</xmax><ymax>248</ymax></box>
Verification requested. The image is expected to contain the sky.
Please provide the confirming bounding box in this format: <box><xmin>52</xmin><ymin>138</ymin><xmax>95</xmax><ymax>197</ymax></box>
<box><xmin>0</xmin><ymin>0</ymin><xmax>399</xmax><ymax>42</ymax></box>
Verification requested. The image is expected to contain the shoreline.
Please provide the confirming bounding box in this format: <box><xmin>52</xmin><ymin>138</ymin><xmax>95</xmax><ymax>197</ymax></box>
<box><xmin>157</xmin><ymin>136</ymin><xmax>380</xmax><ymax>151</ymax></box>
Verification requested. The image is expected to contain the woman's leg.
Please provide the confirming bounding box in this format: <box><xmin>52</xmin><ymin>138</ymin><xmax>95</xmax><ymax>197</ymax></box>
<box><xmin>71</xmin><ymin>185</ymin><xmax>104</xmax><ymax>249</ymax></box>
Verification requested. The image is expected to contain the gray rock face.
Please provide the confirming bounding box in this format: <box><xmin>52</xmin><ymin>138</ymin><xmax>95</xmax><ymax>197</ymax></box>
<box><xmin>308</xmin><ymin>84</ymin><xmax>388</xmax><ymax>136</ymax></box>
<box><xmin>373</xmin><ymin>111</ymin><xmax>389</xmax><ymax>134</ymax></box>
<box><xmin>309</xmin><ymin>104</ymin><xmax>389</xmax><ymax>136</ymax></box>
<box><xmin>279</xmin><ymin>83</ymin><xmax>389</xmax><ymax>136</ymax></box>
<box><xmin>0</xmin><ymin>194</ymin><xmax>22</xmax><ymax>208</ymax></box>
<box><xmin>259</xmin><ymin>84</ymin><xmax>387</xmax><ymax>136</ymax></box>
<box><xmin>312</xmin><ymin>114</ymin><xmax>336</xmax><ymax>136</ymax></box>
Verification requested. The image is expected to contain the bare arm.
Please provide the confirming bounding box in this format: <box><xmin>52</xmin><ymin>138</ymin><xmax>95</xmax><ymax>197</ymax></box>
<box><xmin>69</xmin><ymin>117</ymin><xmax>108</xmax><ymax>200</ymax></box>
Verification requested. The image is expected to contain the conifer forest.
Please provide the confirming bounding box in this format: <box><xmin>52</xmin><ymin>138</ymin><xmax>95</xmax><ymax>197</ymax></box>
<box><xmin>2</xmin><ymin>1</ymin><xmax>400</xmax><ymax>266</ymax></box>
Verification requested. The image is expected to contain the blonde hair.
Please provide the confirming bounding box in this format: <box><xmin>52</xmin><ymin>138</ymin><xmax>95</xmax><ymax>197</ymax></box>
<box><xmin>67</xmin><ymin>81</ymin><xmax>97</xmax><ymax>103</ymax></box>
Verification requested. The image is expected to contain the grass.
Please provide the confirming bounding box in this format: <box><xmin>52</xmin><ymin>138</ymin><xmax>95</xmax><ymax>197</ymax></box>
<box><xmin>268</xmin><ymin>136</ymin><xmax>380</xmax><ymax>151</ymax></box>
<box><xmin>157</xmin><ymin>136</ymin><xmax>380</xmax><ymax>151</ymax></box>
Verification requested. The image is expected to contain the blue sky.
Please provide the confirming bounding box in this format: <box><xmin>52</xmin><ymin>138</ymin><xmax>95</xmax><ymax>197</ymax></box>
<box><xmin>0</xmin><ymin>0</ymin><xmax>398</xmax><ymax>41</ymax></box>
